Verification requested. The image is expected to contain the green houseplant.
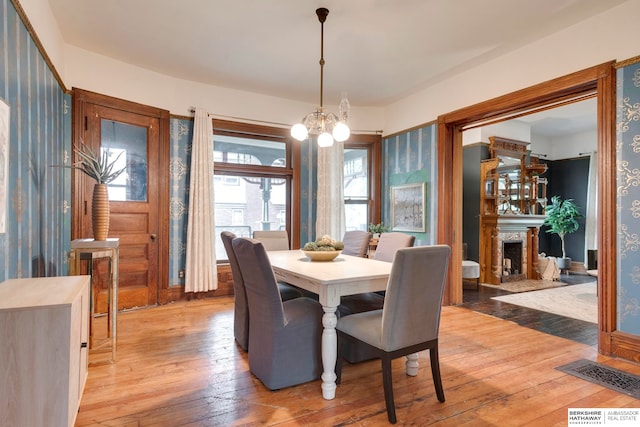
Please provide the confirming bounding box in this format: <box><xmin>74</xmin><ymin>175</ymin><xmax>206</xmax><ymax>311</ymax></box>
<box><xmin>368</xmin><ymin>222</ymin><xmax>388</xmax><ymax>239</ymax></box>
<box><xmin>543</xmin><ymin>195</ymin><xmax>583</xmax><ymax>269</ymax></box>
<box><xmin>68</xmin><ymin>142</ymin><xmax>126</xmax><ymax>240</ymax></box>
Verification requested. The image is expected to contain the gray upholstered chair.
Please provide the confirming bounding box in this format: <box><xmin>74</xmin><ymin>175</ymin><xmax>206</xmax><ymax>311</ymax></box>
<box><xmin>337</xmin><ymin>231</ymin><xmax>417</xmax><ymax>362</ymax></box>
<box><xmin>221</xmin><ymin>231</ymin><xmax>303</xmax><ymax>351</ymax></box>
<box><xmin>373</xmin><ymin>231</ymin><xmax>416</xmax><ymax>262</ymax></box>
<box><xmin>250</xmin><ymin>229</ymin><xmax>303</xmax><ymax>301</ymax></box>
<box><xmin>232</xmin><ymin>237</ymin><xmax>323</xmax><ymax>390</ymax></box>
<box><xmin>336</xmin><ymin>245</ymin><xmax>451</xmax><ymax>424</ymax></box>
<box><xmin>341</xmin><ymin>230</ymin><xmax>372</xmax><ymax>257</ymax></box>
<box><xmin>252</xmin><ymin>230</ymin><xmax>290</xmax><ymax>251</ymax></box>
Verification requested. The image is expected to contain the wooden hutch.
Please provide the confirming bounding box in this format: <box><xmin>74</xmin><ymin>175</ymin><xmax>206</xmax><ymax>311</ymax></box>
<box><xmin>479</xmin><ymin>136</ymin><xmax>548</xmax><ymax>285</ymax></box>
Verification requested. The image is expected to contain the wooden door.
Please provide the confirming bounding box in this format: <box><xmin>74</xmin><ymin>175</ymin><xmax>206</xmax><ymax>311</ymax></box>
<box><xmin>73</xmin><ymin>89</ymin><xmax>169</xmax><ymax>310</ymax></box>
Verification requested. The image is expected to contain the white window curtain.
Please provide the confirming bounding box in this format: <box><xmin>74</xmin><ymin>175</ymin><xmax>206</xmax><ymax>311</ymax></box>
<box><xmin>316</xmin><ymin>141</ymin><xmax>346</xmax><ymax>240</ymax></box>
<box><xmin>584</xmin><ymin>150</ymin><xmax>598</xmax><ymax>266</ymax></box>
<box><xmin>185</xmin><ymin>107</ymin><xmax>217</xmax><ymax>292</ymax></box>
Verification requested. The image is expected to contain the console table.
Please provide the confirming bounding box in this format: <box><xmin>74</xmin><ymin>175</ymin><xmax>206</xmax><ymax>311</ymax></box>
<box><xmin>69</xmin><ymin>238</ymin><xmax>119</xmax><ymax>364</ymax></box>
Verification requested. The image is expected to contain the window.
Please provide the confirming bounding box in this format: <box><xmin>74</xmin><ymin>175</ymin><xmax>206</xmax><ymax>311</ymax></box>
<box><xmin>344</xmin><ymin>135</ymin><xmax>381</xmax><ymax>232</ymax></box>
<box><xmin>344</xmin><ymin>148</ymin><xmax>369</xmax><ymax>231</ymax></box>
<box><xmin>212</xmin><ymin>120</ymin><xmax>293</xmax><ymax>261</ymax></box>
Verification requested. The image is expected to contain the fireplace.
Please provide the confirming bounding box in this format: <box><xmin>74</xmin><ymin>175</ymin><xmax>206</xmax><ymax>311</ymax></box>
<box><xmin>502</xmin><ymin>240</ymin><xmax>525</xmax><ymax>282</ymax></box>
<box><xmin>479</xmin><ymin>214</ymin><xmax>545</xmax><ymax>285</ymax></box>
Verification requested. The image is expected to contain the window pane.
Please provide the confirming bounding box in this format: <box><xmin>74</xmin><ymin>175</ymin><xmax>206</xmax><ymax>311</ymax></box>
<box><xmin>214</xmin><ymin>135</ymin><xmax>286</xmax><ymax>167</ymax></box>
<box><xmin>101</xmin><ymin>119</ymin><xmax>148</xmax><ymax>201</ymax></box>
<box><xmin>215</xmin><ymin>174</ymin><xmax>288</xmax><ymax>260</ymax></box>
<box><xmin>345</xmin><ymin>203</ymin><xmax>368</xmax><ymax>231</ymax></box>
<box><xmin>344</xmin><ymin>148</ymin><xmax>368</xmax><ymax>198</ymax></box>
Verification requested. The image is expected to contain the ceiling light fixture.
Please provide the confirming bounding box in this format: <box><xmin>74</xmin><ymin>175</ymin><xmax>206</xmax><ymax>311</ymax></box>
<box><xmin>291</xmin><ymin>7</ymin><xmax>350</xmax><ymax>147</ymax></box>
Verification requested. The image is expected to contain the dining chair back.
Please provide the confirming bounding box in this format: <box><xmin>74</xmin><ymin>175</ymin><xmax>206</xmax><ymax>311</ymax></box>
<box><xmin>221</xmin><ymin>231</ymin><xmax>303</xmax><ymax>351</ymax></box>
<box><xmin>341</xmin><ymin>230</ymin><xmax>372</xmax><ymax>257</ymax></box>
<box><xmin>232</xmin><ymin>237</ymin><xmax>324</xmax><ymax>390</ymax></box>
<box><xmin>336</xmin><ymin>245</ymin><xmax>451</xmax><ymax>424</ymax></box>
<box><xmin>373</xmin><ymin>232</ymin><xmax>416</xmax><ymax>263</ymax></box>
<box><xmin>252</xmin><ymin>230</ymin><xmax>290</xmax><ymax>251</ymax></box>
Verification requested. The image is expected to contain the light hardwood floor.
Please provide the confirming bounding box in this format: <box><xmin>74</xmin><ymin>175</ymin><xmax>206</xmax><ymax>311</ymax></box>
<box><xmin>76</xmin><ymin>296</ymin><xmax>640</xmax><ymax>426</ymax></box>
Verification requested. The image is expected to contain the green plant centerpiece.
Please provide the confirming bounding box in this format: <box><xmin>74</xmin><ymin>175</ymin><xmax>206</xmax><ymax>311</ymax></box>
<box><xmin>302</xmin><ymin>235</ymin><xmax>344</xmax><ymax>261</ymax></box>
<box><xmin>68</xmin><ymin>142</ymin><xmax>126</xmax><ymax>240</ymax></box>
<box><xmin>542</xmin><ymin>195</ymin><xmax>583</xmax><ymax>269</ymax></box>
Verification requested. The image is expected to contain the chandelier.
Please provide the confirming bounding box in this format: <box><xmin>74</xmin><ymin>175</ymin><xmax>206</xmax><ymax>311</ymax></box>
<box><xmin>291</xmin><ymin>7</ymin><xmax>350</xmax><ymax>147</ymax></box>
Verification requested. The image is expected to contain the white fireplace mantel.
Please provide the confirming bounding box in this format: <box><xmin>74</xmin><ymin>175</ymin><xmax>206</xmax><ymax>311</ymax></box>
<box><xmin>497</xmin><ymin>215</ymin><xmax>546</xmax><ymax>231</ymax></box>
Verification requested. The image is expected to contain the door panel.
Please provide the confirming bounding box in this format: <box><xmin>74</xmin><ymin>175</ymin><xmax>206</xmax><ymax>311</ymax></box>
<box><xmin>79</xmin><ymin>103</ymin><xmax>159</xmax><ymax>309</ymax></box>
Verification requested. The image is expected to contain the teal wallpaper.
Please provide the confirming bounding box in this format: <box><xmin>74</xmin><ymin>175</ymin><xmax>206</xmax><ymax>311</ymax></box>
<box><xmin>382</xmin><ymin>124</ymin><xmax>438</xmax><ymax>245</ymax></box>
<box><xmin>0</xmin><ymin>0</ymin><xmax>71</xmax><ymax>280</ymax></box>
<box><xmin>616</xmin><ymin>61</ymin><xmax>640</xmax><ymax>335</ymax></box>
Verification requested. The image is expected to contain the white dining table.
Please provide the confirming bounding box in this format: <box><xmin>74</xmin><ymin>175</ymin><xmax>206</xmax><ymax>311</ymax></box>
<box><xmin>267</xmin><ymin>250</ymin><xmax>392</xmax><ymax>400</ymax></box>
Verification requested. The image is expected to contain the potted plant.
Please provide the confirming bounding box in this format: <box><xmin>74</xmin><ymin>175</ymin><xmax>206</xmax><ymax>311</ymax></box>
<box><xmin>68</xmin><ymin>142</ymin><xmax>127</xmax><ymax>240</ymax></box>
<box><xmin>543</xmin><ymin>195</ymin><xmax>583</xmax><ymax>270</ymax></box>
<box><xmin>368</xmin><ymin>222</ymin><xmax>388</xmax><ymax>239</ymax></box>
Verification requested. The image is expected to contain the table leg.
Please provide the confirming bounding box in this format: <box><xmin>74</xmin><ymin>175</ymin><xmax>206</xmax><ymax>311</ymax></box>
<box><xmin>320</xmin><ymin>305</ymin><xmax>338</xmax><ymax>400</ymax></box>
<box><xmin>406</xmin><ymin>353</ymin><xmax>419</xmax><ymax>376</ymax></box>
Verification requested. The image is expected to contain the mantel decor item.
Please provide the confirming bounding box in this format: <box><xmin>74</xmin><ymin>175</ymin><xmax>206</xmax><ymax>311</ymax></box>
<box><xmin>302</xmin><ymin>234</ymin><xmax>344</xmax><ymax>262</ymax></box>
<box><xmin>290</xmin><ymin>7</ymin><xmax>350</xmax><ymax>147</ymax></box>
<box><xmin>543</xmin><ymin>195</ymin><xmax>583</xmax><ymax>269</ymax></box>
<box><xmin>68</xmin><ymin>142</ymin><xmax>126</xmax><ymax>241</ymax></box>
<box><xmin>391</xmin><ymin>182</ymin><xmax>426</xmax><ymax>232</ymax></box>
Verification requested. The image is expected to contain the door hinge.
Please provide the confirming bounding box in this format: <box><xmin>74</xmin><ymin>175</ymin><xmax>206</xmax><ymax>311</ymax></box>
<box><xmin>84</xmin><ymin>116</ymin><xmax>88</xmax><ymax>131</ymax></box>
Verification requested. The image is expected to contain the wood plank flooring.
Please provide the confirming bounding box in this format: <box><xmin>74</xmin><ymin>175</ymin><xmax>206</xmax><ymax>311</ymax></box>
<box><xmin>76</xmin><ymin>283</ymin><xmax>640</xmax><ymax>426</ymax></box>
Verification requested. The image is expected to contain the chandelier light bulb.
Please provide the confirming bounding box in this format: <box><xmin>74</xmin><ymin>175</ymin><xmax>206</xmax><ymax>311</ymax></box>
<box><xmin>317</xmin><ymin>132</ymin><xmax>334</xmax><ymax>147</ymax></box>
<box><xmin>332</xmin><ymin>121</ymin><xmax>350</xmax><ymax>142</ymax></box>
<box><xmin>291</xmin><ymin>123</ymin><xmax>309</xmax><ymax>141</ymax></box>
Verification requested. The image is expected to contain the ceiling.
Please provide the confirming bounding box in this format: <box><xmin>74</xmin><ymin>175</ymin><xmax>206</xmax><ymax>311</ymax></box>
<box><xmin>47</xmin><ymin>0</ymin><xmax>625</xmax><ymax>107</ymax></box>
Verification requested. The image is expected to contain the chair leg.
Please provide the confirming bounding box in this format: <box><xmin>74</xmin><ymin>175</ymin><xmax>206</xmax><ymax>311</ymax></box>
<box><xmin>381</xmin><ymin>357</ymin><xmax>397</xmax><ymax>424</ymax></box>
<box><xmin>429</xmin><ymin>345</ymin><xmax>445</xmax><ymax>402</ymax></box>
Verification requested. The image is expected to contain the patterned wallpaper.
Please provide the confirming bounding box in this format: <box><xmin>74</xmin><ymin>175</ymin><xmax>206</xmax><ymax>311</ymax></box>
<box><xmin>382</xmin><ymin>124</ymin><xmax>438</xmax><ymax>245</ymax></box>
<box><xmin>616</xmin><ymin>61</ymin><xmax>640</xmax><ymax>334</ymax></box>
<box><xmin>0</xmin><ymin>0</ymin><xmax>71</xmax><ymax>280</ymax></box>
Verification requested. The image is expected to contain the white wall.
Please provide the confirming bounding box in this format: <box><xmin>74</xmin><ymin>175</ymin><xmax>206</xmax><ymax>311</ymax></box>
<box><xmin>384</xmin><ymin>0</ymin><xmax>640</xmax><ymax>135</ymax></box>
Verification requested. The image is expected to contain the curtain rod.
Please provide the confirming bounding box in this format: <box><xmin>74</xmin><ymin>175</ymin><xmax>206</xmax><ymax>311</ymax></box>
<box><xmin>189</xmin><ymin>108</ymin><xmax>382</xmax><ymax>135</ymax></box>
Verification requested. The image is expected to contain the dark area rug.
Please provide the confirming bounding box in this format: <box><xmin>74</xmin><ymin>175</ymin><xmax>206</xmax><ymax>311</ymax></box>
<box><xmin>557</xmin><ymin>359</ymin><xmax>640</xmax><ymax>398</ymax></box>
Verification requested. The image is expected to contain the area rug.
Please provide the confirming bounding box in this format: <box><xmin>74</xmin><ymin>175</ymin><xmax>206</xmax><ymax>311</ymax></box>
<box><xmin>480</xmin><ymin>279</ymin><xmax>570</xmax><ymax>293</ymax></box>
<box><xmin>491</xmin><ymin>282</ymin><xmax>597</xmax><ymax>323</ymax></box>
<box><xmin>557</xmin><ymin>359</ymin><xmax>640</xmax><ymax>398</ymax></box>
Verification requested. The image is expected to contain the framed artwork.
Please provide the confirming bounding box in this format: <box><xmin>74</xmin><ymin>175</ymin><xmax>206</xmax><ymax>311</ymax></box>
<box><xmin>390</xmin><ymin>182</ymin><xmax>426</xmax><ymax>232</ymax></box>
<box><xmin>0</xmin><ymin>97</ymin><xmax>9</xmax><ymax>234</ymax></box>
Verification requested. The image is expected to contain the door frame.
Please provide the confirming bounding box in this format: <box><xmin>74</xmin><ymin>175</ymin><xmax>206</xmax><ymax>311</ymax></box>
<box><xmin>437</xmin><ymin>62</ymin><xmax>622</xmax><ymax>357</ymax></box>
<box><xmin>72</xmin><ymin>88</ymin><xmax>171</xmax><ymax>304</ymax></box>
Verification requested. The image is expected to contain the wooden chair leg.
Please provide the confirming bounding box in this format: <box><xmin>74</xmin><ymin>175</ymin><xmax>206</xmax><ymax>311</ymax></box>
<box><xmin>429</xmin><ymin>345</ymin><xmax>445</xmax><ymax>402</ymax></box>
<box><xmin>381</xmin><ymin>357</ymin><xmax>397</xmax><ymax>424</ymax></box>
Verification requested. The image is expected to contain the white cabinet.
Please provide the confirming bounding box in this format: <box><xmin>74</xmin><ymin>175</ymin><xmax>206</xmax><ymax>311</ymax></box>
<box><xmin>0</xmin><ymin>276</ymin><xmax>90</xmax><ymax>427</ymax></box>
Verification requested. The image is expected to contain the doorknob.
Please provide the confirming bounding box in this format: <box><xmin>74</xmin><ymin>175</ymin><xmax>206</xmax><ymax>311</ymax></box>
<box><xmin>150</xmin><ymin>234</ymin><xmax>157</xmax><ymax>242</ymax></box>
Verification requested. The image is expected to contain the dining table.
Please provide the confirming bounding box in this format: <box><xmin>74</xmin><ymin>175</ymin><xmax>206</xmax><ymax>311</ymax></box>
<box><xmin>267</xmin><ymin>250</ymin><xmax>392</xmax><ymax>400</ymax></box>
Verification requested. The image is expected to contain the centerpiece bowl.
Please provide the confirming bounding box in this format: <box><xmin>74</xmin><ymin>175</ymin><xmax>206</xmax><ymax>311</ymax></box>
<box><xmin>302</xmin><ymin>250</ymin><xmax>341</xmax><ymax>262</ymax></box>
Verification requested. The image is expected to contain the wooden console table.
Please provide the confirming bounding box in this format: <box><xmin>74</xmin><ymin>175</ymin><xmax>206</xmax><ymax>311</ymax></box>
<box><xmin>69</xmin><ymin>238</ymin><xmax>119</xmax><ymax>364</ymax></box>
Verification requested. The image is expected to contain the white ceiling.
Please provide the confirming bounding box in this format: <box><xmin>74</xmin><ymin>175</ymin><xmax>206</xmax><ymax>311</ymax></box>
<box><xmin>48</xmin><ymin>0</ymin><xmax>625</xmax><ymax>106</ymax></box>
<box><xmin>47</xmin><ymin>0</ymin><xmax>613</xmax><ymax>137</ymax></box>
